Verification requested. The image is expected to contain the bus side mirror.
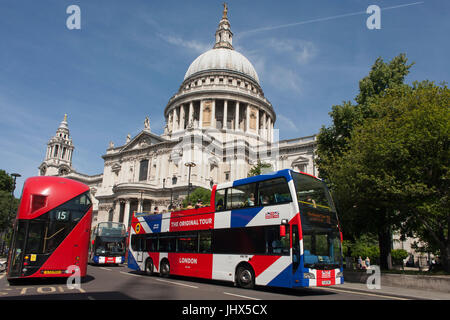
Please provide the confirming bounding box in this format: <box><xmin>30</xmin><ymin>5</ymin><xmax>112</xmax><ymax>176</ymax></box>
<box><xmin>280</xmin><ymin>225</ymin><xmax>286</xmax><ymax>237</ymax></box>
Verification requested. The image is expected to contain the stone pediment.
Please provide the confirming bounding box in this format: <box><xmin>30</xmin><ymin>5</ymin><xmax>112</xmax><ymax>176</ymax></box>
<box><xmin>291</xmin><ymin>155</ymin><xmax>309</xmax><ymax>165</ymax></box>
<box><xmin>121</xmin><ymin>131</ymin><xmax>166</xmax><ymax>152</ymax></box>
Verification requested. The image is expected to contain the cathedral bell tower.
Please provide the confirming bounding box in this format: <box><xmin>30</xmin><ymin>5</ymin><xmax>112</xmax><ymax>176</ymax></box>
<box><xmin>39</xmin><ymin>114</ymin><xmax>75</xmax><ymax>176</ymax></box>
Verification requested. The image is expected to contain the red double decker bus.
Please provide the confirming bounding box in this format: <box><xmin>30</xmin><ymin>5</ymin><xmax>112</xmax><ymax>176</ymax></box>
<box><xmin>6</xmin><ymin>176</ymin><xmax>92</xmax><ymax>282</ymax></box>
<box><xmin>128</xmin><ymin>169</ymin><xmax>344</xmax><ymax>289</ymax></box>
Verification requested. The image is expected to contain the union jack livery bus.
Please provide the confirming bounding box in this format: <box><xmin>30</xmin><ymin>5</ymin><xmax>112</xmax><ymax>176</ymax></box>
<box><xmin>6</xmin><ymin>176</ymin><xmax>92</xmax><ymax>282</ymax></box>
<box><xmin>128</xmin><ymin>169</ymin><xmax>343</xmax><ymax>289</ymax></box>
<box><xmin>89</xmin><ymin>222</ymin><xmax>126</xmax><ymax>265</ymax></box>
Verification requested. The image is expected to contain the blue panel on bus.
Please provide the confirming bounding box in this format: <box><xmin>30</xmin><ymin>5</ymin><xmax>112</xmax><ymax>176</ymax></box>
<box><xmin>127</xmin><ymin>251</ymin><xmax>140</xmax><ymax>271</ymax></box>
<box><xmin>142</xmin><ymin>214</ymin><xmax>162</xmax><ymax>233</ymax></box>
<box><xmin>232</xmin><ymin>169</ymin><xmax>292</xmax><ymax>187</ymax></box>
<box><xmin>267</xmin><ymin>264</ymin><xmax>292</xmax><ymax>288</ymax></box>
<box><xmin>230</xmin><ymin>206</ymin><xmax>263</xmax><ymax>228</ymax></box>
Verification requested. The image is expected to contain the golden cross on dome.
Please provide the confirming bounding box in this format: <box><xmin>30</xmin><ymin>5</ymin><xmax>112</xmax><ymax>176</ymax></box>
<box><xmin>222</xmin><ymin>2</ymin><xmax>228</xmax><ymax>19</ymax></box>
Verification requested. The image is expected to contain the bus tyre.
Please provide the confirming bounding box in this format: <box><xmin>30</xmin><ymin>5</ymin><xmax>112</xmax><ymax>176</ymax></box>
<box><xmin>236</xmin><ymin>266</ymin><xmax>255</xmax><ymax>289</ymax></box>
<box><xmin>145</xmin><ymin>259</ymin><xmax>154</xmax><ymax>276</ymax></box>
<box><xmin>160</xmin><ymin>260</ymin><xmax>170</xmax><ymax>278</ymax></box>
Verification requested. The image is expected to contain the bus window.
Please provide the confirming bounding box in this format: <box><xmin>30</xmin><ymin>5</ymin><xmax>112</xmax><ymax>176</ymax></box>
<box><xmin>177</xmin><ymin>233</ymin><xmax>198</xmax><ymax>253</ymax></box>
<box><xmin>9</xmin><ymin>221</ymin><xmax>27</xmax><ymax>276</ymax></box>
<box><xmin>158</xmin><ymin>235</ymin><xmax>176</xmax><ymax>252</ymax></box>
<box><xmin>131</xmin><ymin>235</ymin><xmax>138</xmax><ymax>251</ymax></box>
<box><xmin>44</xmin><ymin>217</ymin><xmax>68</xmax><ymax>254</ymax></box>
<box><xmin>228</xmin><ymin>183</ymin><xmax>257</xmax><ymax>209</ymax></box>
<box><xmin>26</xmin><ymin>220</ymin><xmax>46</xmax><ymax>254</ymax></box>
<box><xmin>145</xmin><ymin>234</ymin><xmax>157</xmax><ymax>252</ymax></box>
<box><xmin>265</xmin><ymin>225</ymin><xmax>290</xmax><ymax>255</ymax></box>
<box><xmin>258</xmin><ymin>178</ymin><xmax>291</xmax><ymax>205</ymax></box>
<box><xmin>199</xmin><ymin>231</ymin><xmax>211</xmax><ymax>253</ymax></box>
<box><xmin>215</xmin><ymin>189</ymin><xmax>226</xmax><ymax>211</ymax></box>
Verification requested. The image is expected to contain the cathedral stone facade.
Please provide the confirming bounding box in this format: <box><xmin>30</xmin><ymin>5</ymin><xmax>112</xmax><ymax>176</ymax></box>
<box><xmin>39</xmin><ymin>6</ymin><xmax>317</xmax><ymax>230</ymax></box>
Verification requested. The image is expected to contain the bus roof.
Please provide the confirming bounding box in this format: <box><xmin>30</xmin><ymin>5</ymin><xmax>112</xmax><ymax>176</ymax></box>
<box><xmin>17</xmin><ymin>176</ymin><xmax>90</xmax><ymax>220</ymax></box>
<box><xmin>216</xmin><ymin>169</ymin><xmax>320</xmax><ymax>189</ymax></box>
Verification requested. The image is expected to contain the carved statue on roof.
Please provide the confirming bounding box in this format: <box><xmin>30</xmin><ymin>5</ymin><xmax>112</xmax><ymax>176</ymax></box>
<box><xmin>144</xmin><ymin>116</ymin><xmax>151</xmax><ymax>131</ymax></box>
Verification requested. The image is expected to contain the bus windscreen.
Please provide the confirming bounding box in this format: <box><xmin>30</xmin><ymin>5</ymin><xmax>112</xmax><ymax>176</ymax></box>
<box><xmin>292</xmin><ymin>172</ymin><xmax>342</xmax><ymax>270</ymax></box>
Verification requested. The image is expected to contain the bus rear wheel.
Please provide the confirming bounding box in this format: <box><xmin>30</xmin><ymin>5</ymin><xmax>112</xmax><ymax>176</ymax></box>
<box><xmin>236</xmin><ymin>266</ymin><xmax>255</xmax><ymax>289</ymax></box>
<box><xmin>160</xmin><ymin>260</ymin><xmax>170</xmax><ymax>278</ymax></box>
<box><xmin>145</xmin><ymin>258</ymin><xmax>154</xmax><ymax>276</ymax></box>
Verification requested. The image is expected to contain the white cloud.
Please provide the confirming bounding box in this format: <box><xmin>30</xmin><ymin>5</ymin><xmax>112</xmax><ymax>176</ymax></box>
<box><xmin>264</xmin><ymin>38</ymin><xmax>318</xmax><ymax>65</ymax></box>
<box><xmin>265</xmin><ymin>65</ymin><xmax>304</xmax><ymax>95</ymax></box>
<box><xmin>276</xmin><ymin>114</ymin><xmax>300</xmax><ymax>133</ymax></box>
<box><xmin>237</xmin><ymin>37</ymin><xmax>317</xmax><ymax>96</ymax></box>
<box><xmin>157</xmin><ymin>33</ymin><xmax>211</xmax><ymax>54</ymax></box>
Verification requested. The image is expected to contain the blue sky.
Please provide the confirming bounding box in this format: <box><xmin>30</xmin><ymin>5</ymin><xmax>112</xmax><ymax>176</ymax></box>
<box><xmin>0</xmin><ymin>0</ymin><xmax>448</xmax><ymax>196</ymax></box>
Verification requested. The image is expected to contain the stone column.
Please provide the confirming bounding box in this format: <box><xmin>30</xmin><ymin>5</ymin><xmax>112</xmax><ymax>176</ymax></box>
<box><xmin>268</xmin><ymin>117</ymin><xmax>273</xmax><ymax>142</ymax></box>
<box><xmin>255</xmin><ymin>107</ymin><xmax>259</xmax><ymax>135</ymax></box>
<box><xmin>115</xmin><ymin>200</ymin><xmax>120</xmax><ymax>219</ymax></box>
<box><xmin>188</xmin><ymin>101</ymin><xmax>194</xmax><ymax>125</ymax></box>
<box><xmin>211</xmin><ymin>100</ymin><xmax>216</xmax><ymax>129</ymax></box>
<box><xmin>199</xmin><ymin>101</ymin><xmax>203</xmax><ymax>129</ymax></box>
<box><xmin>138</xmin><ymin>197</ymin><xmax>143</xmax><ymax>212</ymax></box>
<box><xmin>235</xmin><ymin>101</ymin><xmax>239</xmax><ymax>131</ymax></box>
<box><xmin>246</xmin><ymin>104</ymin><xmax>250</xmax><ymax>132</ymax></box>
<box><xmin>262</xmin><ymin>111</ymin><xmax>267</xmax><ymax>139</ymax></box>
<box><xmin>123</xmin><ymin>199</ymin><xmax>130</xmax><ymax>229</ymax></box>
<box><xmin>171</xmin><ymin>109</ymin><xmax>177</xmax><ymax>133</ymax></box>
<box><xmin>223</xmin><ymin>100</ymin><xmax>228</xmax><ymax>129</ymax></box>
<box><xmin>180</xmin><ymin>104</ymin><xmax>185</xmax><ymax>130</ymax></box>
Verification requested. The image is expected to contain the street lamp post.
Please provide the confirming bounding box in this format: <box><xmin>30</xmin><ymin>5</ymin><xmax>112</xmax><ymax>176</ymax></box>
<box><xmin>184</xmin><ymin>162</ymin><xmax>196</xmax><ymax>201</ymax></box>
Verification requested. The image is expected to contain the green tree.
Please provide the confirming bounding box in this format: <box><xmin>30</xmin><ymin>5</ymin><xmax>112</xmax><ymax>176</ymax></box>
<box><xmin>317</xmin><ymin>54</ymin><xmax>414</xmax><ymax>179</ymax></box>
<box><xmin>325</xmin><ymin>81</ymin><xmax>449</xmax><ymax>271</ymax></box>
<box><xmin>0</xmin><ymin>170</ymin><xmax>17</xmax><ymax>231</ymax></box>
<box><xmin>182</xmin><ymin>187</ymin><xmax>211</xmax><ymax>208</ymax></box>
<box><xmin>248</xmin><ymin>160</ymin><xmax>272</xmax><ymax>177</ymax></box>
<box><xmin>0</xmin><ymin>169</ymin><xmax>14</xmax><ymax>192</ymax></box>
<box><xmin>316</xmin><ymin>54</ymin><xmax>415</xmax><ymax>270</ymax></box>
<box><xmin>391</xmin><ymin>249</ymin><xmax>409</xmax><ymax>266</ymax></box>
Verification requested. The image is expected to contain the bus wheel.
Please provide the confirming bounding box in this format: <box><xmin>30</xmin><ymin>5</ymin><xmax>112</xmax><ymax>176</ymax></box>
<box><xmin>160</xmin><ymin>260</ymin><xmax>170</xmax><ymax>278</ymax></box>
<box><xmin>236</xmin><ymin>266</ymin><xmax>255</xmax><ymax>289</ymax></box>
<box><xmin>145</xmin><ymin>258</ymin><xmax>154</xmax><ymax>276</ymax></box>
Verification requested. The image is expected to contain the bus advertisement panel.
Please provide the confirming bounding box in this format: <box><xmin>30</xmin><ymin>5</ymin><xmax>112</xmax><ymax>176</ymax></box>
<box><xmin>127</xmin><ymin>169</ymin><xmax>343</xmax><ymax>289</ymax></box>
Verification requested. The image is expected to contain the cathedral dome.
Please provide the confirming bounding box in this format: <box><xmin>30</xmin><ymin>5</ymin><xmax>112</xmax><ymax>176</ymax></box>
<box><xmin>184</xmin><ymin>48</ymin><xmax>260</xmax><ymax>84</ymax></box>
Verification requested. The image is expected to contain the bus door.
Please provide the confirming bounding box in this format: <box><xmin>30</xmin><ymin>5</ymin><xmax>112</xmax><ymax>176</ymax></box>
<box><xmin>136</xmin><ymin>237</ymin><xmax>144</xmax><ymax>263</ymax></box>
<box><xmin>292</xmin><ymin>225</ymin><xmax>300</xmax><ymax>273</ymax></box>
<box><xmin>8</xmin><ymin>221</ymin><xmax>27</xmax><ymax>278</ymax></box>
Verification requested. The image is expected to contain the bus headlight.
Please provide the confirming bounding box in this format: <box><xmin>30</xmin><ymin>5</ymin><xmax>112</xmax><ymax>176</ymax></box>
<box><xmin>303</xmin><ymin>272</ymin><xmax>315</xmax><ymax>279</ymax></box>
